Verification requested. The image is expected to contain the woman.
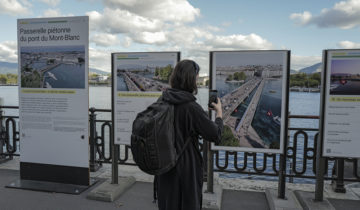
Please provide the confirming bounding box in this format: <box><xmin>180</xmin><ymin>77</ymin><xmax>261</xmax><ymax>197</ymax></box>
<box><xmin>157</xmin><ymin>59</ymin><xmax>223</xmax><ymax>210</ymax></box>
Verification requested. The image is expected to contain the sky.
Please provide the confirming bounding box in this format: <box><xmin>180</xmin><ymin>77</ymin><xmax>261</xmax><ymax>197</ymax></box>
<box><xmin>331</xmin><ymin>60</ymin><xmax>360</xmax><ymax>74</ymax></box>
<box><xmin>0</xmin><ymin>0</ymin><xmax>360</xmax><ymax>75</ymax></box>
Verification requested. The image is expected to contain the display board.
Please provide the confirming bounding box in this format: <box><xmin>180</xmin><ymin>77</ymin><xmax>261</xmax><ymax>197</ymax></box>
<box><xmin>210</xmin><ymin>51</ymin><xmax>290</xmax><ymax>153</ymax></box>
<box><xmin>112</xmin><ymin>52</ymin><xmax>180</xmax><ymax>145</ymax></box>
<box><xmin>321</xmin><ymin>49</ymin><xmax>360</xmax><ymax>158</ymax></box>
<box><xmin>18</xmin><ymin>16</ymin><xmax>89</xmax><ymax>185</ymax></box>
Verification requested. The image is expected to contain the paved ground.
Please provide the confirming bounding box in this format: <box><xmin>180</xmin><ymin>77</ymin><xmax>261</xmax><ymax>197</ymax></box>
<box><xmin>0</xmin><ymin>169</ymin><xmax>271</xmax><ymax>210</ymax></box>
<box><xmin>222</xmin><ymin>189</ymin><xmax>270</xmax><ymax>210</ymax></box>
<box><xmin>1</xmin><ymin>168</ymin><xmax>360</xmax><ymax>210</ymax></box>
<box><xmin>328</xmin><ymin>198</ymin><xmax>360</xmax><ymax>210</ymax></box>
<box><xmin>0</xmin><ymin>169</ymin><xmax>157</xmax><ymax>210</ymax></box>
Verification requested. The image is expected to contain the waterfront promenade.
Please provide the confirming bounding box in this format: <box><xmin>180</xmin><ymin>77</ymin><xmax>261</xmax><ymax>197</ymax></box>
<box><xmin>1</xmin><ymin>158</ymin><xmax>360</xmax><ymax>210</ymax></box>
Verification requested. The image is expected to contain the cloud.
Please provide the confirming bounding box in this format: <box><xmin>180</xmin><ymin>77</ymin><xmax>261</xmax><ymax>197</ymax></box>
<box><xmin>38</xmin><ymin>0</ymin><xmax>60</xmax><ymax>7</ymax></box>
<box><xmin>0</xmin><ymin>0</ymin><xmax>31</xmax><ymax>15</ymax></box>
<box><xmin>122</xmin><ymin>36</ymin><xmax>132</xmax><ymax>48</ymax></box>
<box><xmin>290</xmin><ymin>0</ymin><xmax>360</xmax><ymax>29</ymax></box>
<box><xmin>207</xmin><ymin>33</ymin><xmax>273</xmax><ymax>50</ymax></box>
<box><xmin>89</xmin><ymin>47</ymin><xmax>112</xmax><ymax>72</ymax></box>
<box><xmin>0</xmin><ymin>41</ymin><xmax>17</xmax><ymax>63</ymax></box>
<box><xmin>132</xmin><ymin>31</ymin><xmax>167</xmax><ymax>45</ymax></box>
<box><xmin>289</xmin><ymin>11</ymin><xmax>312</xmax><ymax>25</ymax></box>
<box><xmin>41</xmin><ymin>8</ymin><xmax>73</xmax><ymax>17</ymax></box>
<box><xmin>90</xmin><ymin>33</ymin><xmax>120</xmax><ymax>47</ymax></box>
<box><xmin>103</xmin><ymin>0</ymin><xmax>200</xmax><ymax>23</ymax></box>
<box><xmin>291</xmin><ymin>55</ymin><xmax>322</xmax><ymax>70</ymax></box>
<box><xmin>86</xmin><ymin>8</ymin><xmax>163</xmax><ymax>34</ymax></box>
<box><xmin>337</xmin><ymin>40</ymin><xmax>360</xmax><ymax>48</ymax></box>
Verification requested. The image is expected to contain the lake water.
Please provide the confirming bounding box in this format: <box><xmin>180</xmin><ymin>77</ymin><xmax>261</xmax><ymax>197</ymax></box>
<box><xmin>45</xmin><ymin>63</ymin><xmax>85</xmax><ymax>89</ymax></box>
<box><xmin>0</xmin><ymin>86</ymin><xmax>321</xmax><ymax>183</ymax></box>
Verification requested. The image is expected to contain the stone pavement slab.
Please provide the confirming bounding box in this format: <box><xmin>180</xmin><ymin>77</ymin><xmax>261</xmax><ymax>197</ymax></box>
<box><xmin>265</xmin><ymin>188</ymin><xmax>302</xmax><ymax>210</ymax></box>
<box><xmin>294</xmin><ymin>190</ymin><xmax>335</xmax><ymax>210</ymax></box>
<box><xmin>0</xmin><ymin>169</ymin><xmax>157</xmax><ymax>210</ymax></box>
<box><xmin>328</xmin><ymin>198</ymin><xmax>360</xmax><ymax>210</ymax></box>
<box><xmin>87</xmin><ymin>176</ymin><xmax>136</xmax><ymax>202</ymax></box>
<box><xmin>221</xmin><ymin>189</ymin><xmax>270</xmax><ymax>210</ymax></box>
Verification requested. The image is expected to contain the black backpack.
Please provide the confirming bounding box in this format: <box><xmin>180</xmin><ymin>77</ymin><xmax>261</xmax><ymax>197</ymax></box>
<box><xmin>131</xmin><ymin>96</ymin><xmax>192</xmax><ymax>175</ymax></box>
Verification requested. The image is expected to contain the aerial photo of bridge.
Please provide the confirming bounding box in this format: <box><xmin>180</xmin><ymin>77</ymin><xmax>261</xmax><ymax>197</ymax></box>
<box><xmin>215</xmin><ymin>52</ymin><xmax>285</xmax><ymax>150</ymax></box>
<box><xmin>330</xmin><ymin>59</ymin><xmax>360</xmax><ymax>95</ymax></box>
<box><xmin>116</xmin><ymin>63</ymin><xmax>173</xmax><ymax>92</ymax></box>
<box><xmin>20</xmin><ymin>46</ymin><xmax>85</xmax><ymax>89</ymax></box>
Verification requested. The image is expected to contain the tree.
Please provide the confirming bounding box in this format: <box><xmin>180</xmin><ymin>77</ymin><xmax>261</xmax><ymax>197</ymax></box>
<box><xmin>219</xmin><ymin>125</ymin><xmax>240</xmax><ymax>146</ymax></box>
<box><xmin>233</xmin><ymin>72</ymin><xmax>240</xmax><ymax>80</ymax></box>
<box><xmin>226</xmin><ymin>74</ymin><xmax>233</xmax><ymax>81</ymax></box>
<box><xmin>239</xmin><ymin>72</ymin><xmax>246</xmax><ymax>80</ymax></box>
<box><xmin>0</xmin><ymin>75</ymin><xmax>7</xmax><ymax>84</ymax></box>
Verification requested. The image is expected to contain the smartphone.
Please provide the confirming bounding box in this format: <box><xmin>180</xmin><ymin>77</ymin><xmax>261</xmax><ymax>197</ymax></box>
<box><xmin>208</xmin><ymin>90</ymin><xmax>218</xmax><ymax>108</ymax></box>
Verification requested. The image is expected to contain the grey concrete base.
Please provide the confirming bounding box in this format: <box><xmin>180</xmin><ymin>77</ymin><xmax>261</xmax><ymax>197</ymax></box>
<box><xmin>294</xmin><ymin>190</ymin><xmax>335</xmax><ymax>210</ymax></box>
<box><xmin>203</xmin><ymin>183</ymin><xmax>223</xmax><ymax>210</ymax></box>
<box><xmin>87</xmin><ymin>176</ymin><xmax>136</xmax><ymax>202</ymax></box>
<box><xmin>265</xmin><ymin>188</ymin><xmax>302</xmax><ymax>210</ymax></box>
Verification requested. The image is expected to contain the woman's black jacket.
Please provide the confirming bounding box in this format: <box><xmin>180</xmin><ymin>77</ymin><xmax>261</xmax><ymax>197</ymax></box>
<box><xmin>156</xmin><ymin>88</ymin><xmax>223</xmax><ymax>210</ymax></box>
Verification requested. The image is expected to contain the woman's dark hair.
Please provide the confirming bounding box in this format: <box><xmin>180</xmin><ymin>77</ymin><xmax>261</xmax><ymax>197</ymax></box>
<box><xmin>169</xmin><ymin>59</ymin><xmax>200</xmax><ymax>94</ymax></box>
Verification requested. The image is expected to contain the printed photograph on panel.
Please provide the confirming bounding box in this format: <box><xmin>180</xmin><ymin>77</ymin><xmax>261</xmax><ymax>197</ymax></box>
<box><xmin>330</xmin><ymin>59</ymin><xmax>360</xmax><ymax>95</ymax></box>
<box><xmin>215</xmin><ymin>51</ymin><xmax>284</xmax><ymax>150</ymax></box>
<box><xmin>116</xmin><ymin>56</ymin><xmax>174</xmax><ymax>92</ymax></box>
<box><xmin>20</xmin><ymin>45</ymin><xmax>85</xmax><ymax>89</ymax></box>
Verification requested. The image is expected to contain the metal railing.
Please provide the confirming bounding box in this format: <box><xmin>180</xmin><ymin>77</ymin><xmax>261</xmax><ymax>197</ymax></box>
<box><xmin>1</xmin><ymin>106</ymin><xmax>359</xmax><ymax>190</ymax></box>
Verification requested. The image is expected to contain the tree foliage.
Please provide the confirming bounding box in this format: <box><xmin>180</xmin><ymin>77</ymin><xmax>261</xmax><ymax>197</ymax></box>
<box><xmin>219</xmin><ymin>125</ymin><xmax>240</xmax><ymax>147</ymax></box>
<box><xmin>0</xmin><ymin>73</ymin><xmax>18</xmax><ymax>84</ymax></box>
<box><xmin>290</xmin><ymin>72</ymin><xmax>321</xmax><ymax>88</ymax></box>
<box><xmin>227</xmin><ymin>72</ymin><xmax>246</xmax><ymax>81</ymax></box>
<box><xmin>155</xmin><ymin>65</ymin><xmax>173</xmax><ymax>82</ymax></box>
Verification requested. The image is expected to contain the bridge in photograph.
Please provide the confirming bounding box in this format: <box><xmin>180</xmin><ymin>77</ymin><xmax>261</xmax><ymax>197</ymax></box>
<box><xmin>39</xmin><ymin>63</ymin><xmax>61</xmax><ymax>74</ymax></box>
<box><xmin>120</xmin><ymin>72</ymin><xmax>169</xmax><ymax>92</ymax></box>
<box><xmin>221</xmin><ymin>78</ymin><xmax>268</xmax><ymax>148</ymax></box>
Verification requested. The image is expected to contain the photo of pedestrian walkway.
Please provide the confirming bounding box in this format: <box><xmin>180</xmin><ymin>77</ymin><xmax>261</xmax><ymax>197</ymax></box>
<box><xmin>116</xmin><ymin>61</ymin><xmax>174</xmax><ymax>92</ymax></box>
<box><xmin>214</xmin><ymin>51</ymin><xmax>285</xmax><ymax>151</ymax></box>
<box><xmin>20</xmin><ymin>45</ymin><xmax>86</xmax><ymax>89</ymax></box>
<box><xmin>330</xmin><ymin>59</ymin><xmax>360</xmax><ymax>95</ymax></box>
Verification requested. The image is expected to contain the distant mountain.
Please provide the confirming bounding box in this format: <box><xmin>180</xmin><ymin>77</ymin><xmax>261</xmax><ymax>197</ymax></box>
<box><xmin>0</xmin><ymin>61</ymin><xmax>17</xmax><ymax>74</ymax></box>
<box><xmin>298</xmin><ymin>63</ymin><xmax>322</xmax><ymax>74</ymax></box>
<box><xmin>290</xmin><ymin>69</ymin><xmax>298</xmax><ymax>74</ymax></box>
<box><xmin>90</xmin><ymin>68</ymin><xmax>109</xmax><ymax>75</ymax></box>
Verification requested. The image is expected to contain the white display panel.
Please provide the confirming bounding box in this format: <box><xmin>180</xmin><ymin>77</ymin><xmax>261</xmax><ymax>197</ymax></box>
<box><xmin>18</xmin><ymin>16</ymin><xmax>89</xmax><ymax>167</ymax></box>
<box><xmin>112</xmin><ymin>52</ymin><xmax>180</xmax><ymax>145</ymax></box>
<box><xmin>322</xmin><ymin>49</ymin><xmax>360</xmax><ymax>158</ymax></box>
<box><xmin>210</xmin><ymin>51</ymin><xmax>290</xmax><ymax>154</ymax></box>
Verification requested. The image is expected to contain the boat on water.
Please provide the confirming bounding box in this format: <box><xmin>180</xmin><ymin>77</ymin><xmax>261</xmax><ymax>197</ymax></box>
<box><xmin>44</xmin><ymin>82</ymin><xmax>52</xmax><ymax>88</ymax></box>
<box><xmin>266</xmin><ymin>109</ymin><xmax>281</xmax><ymax>126</ymax></box>
<box><xmin>330</xmin><ymin>83</ymin><xmax>340</xmax><ymax>90</ymax></box>
<box><xmin>272</xmin><ymin>116</ymin><xmax>281</xmax><ymax>126</ymax></box>
<box><xmin>47</xmin><ymin>72</ymin><xmax>58</xmax><ymax>80</ymax></box>
<box><xmin>269</xmin><ymin>90</ymin><xmax>276</xmax><ymax>93</ymax></box>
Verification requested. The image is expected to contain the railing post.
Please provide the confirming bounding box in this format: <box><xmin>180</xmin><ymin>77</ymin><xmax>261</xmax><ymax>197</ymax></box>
<box><xmin>0</xmin><ymin>98</ymin><xmax>4</xmax><ymax>160</ymax></box>
<box><xmin>112</xmin><ymin>144</ymin><xmax>119</xmax><ymax>184</ymax></box>
<box><xmin>315</xmin><ymin>135</ymin><xmax>325</xmax><ymax>201</ymax></box>
<box><xmin>332</xmin><ymin>158</ymin><xmax>346</xmax><ymax>193</ymax></box>
<box><xmin>206</xmin><ymin>142</ymin><xmax>214</xmax><ymax>193</ymax></box>
<box><xmin>111</xmin><ymin>120</ymin><xmax>119</xmax><ymax>184</ymax></box>
<box><xmin>203</xmin><ymin>139</ymin><xmax>208</xmax><ymax>182</ymax></box>
<box><xmin>89</xmin><ymin>107</ymin><xmax>101</xmax><ymax>172</ymax></box>
<box><xmin>278</xmin><ymin>153</ymin><xmax>286</xmax><ymax>198</ymax></box>
<box><xmin>278</xmin><ymin>111</ymin><xmax>290</xmax><ymax>199</ymax></box>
